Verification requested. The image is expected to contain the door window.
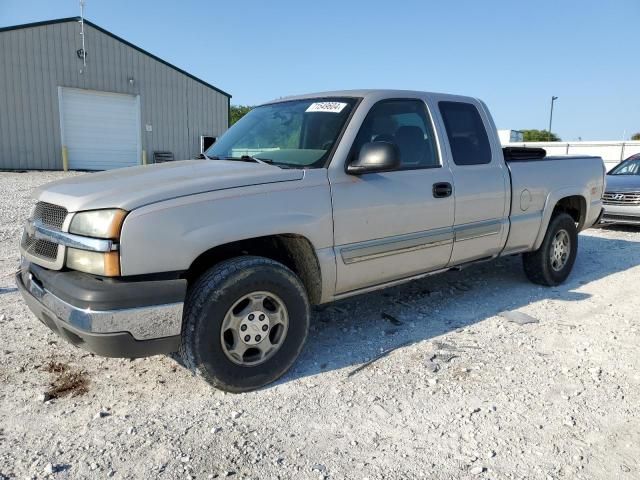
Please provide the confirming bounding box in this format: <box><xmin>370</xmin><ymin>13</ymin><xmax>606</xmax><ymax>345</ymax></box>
<box><xmin>351</xmin><ymin>99</ymin><xmax>440</xmax><ymax>170</ymax></box>
<box><xmin>438</xmin><ymin>101</ymin><xmax>492</xmax><ymax>166</ymax></box>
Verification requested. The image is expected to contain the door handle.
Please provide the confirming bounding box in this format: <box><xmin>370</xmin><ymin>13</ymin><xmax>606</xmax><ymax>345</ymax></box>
<box><xmin>433</xmin><ymin>182</ymin><xmax>453</xmax><ymax>198</ymax></box>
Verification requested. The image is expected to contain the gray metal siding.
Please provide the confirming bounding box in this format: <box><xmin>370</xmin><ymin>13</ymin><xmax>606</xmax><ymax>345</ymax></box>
<box><xmin>0</xmin><ymin>21</ymin><xmax>229</xmax><ymax>170</ymax></box>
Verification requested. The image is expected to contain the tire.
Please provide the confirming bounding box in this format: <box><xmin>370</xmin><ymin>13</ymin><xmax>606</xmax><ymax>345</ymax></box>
<box><xmin>522</xmin><ymin>212</ymin><xmax>578</xmax><ymax>286</ymax></box>
<box><xmin>179</xmin><ymin>256</ymin><xmax>310</xmax><ymax>392</ymax></box>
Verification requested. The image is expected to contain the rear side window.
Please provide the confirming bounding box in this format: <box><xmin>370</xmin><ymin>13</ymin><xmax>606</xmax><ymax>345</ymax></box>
<box><xmin>438</xmin><ymin>101</ymin><xmax>492</xmax><ymax>166</ymax></box>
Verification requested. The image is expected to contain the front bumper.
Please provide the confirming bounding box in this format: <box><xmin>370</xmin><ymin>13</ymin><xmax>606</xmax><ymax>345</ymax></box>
<box><xmin>16</xmin><ymin>263</ymin><xmax>186</xmax><ymax>358</ymax></box>
<box><xmin>601</xmin><ymin>203</ymin><xmax>640</xmax><ymax>225</ymax></box>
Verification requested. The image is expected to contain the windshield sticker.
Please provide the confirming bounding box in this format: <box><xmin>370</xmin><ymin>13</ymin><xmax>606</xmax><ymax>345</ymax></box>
<box><xmin>305</xmin><ymin>102</ymin><xmax>348</xmax><ymax>113</ymax></box>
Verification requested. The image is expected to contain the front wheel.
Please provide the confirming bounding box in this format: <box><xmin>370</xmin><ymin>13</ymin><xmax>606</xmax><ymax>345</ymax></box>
<box><xmin>179</xmin><ymin>256</ymin><xmax>310</xmax><ymax>392</ymax></box>
<box><xmin>522</xmin><ymin>213</ymin><xmax>578</xmax><ymax>286</ymax></box>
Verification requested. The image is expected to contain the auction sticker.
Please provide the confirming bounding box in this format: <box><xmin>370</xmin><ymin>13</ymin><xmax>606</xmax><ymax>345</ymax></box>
<box><xmin>305</xmin><ymin>102</ymin><xmax>348</xmax><ymax>113</ymax></box>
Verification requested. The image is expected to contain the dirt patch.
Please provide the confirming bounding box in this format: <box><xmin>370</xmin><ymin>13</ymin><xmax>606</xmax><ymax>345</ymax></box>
<box><xmin>43</xmin><ymin>361</ymin><xmax>89</xmax><ymax>399</ymax></box>
<box><xmin>43</xmin><ymin>360</ymin><xmax>69</xmax><ymax>374</ymax></box>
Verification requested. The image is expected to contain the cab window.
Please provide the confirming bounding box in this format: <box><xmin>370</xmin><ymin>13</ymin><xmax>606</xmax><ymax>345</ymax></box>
<box><xmin>350</xmin><ymin>99</ymin><xmax>440</xmax><ymax>170</ymax></box>
<box><xmin>438</xmin><ymin>101</ymin><xmax>492</xmax><ymax>166</ymax></box>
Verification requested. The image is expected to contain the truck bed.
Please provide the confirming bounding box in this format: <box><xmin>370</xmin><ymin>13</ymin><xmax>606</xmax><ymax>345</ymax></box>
<box><xmin>503</xmin><ymin>154</ymin><xmax>605</xmax><ymax>254</ymax></box>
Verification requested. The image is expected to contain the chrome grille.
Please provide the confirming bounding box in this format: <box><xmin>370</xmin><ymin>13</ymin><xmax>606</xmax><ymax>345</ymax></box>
<box><xmin>21</xmin><ymin>201</ymin><xmax>67</xmax><ymax>263</ymax></box>
<box><xmin>21</xmin><ymin>231</ymin><xmax>60</xmax><ymax>261</ymax></box>
<box><xmin>603</xmin><ymin>191</ymin><xmax>640</xmax><ymax>205</ymax></box>
<box><xmin>32</xmin><ymin>202</ymin><xmax>68</xmax><ymax>230</ymax></box>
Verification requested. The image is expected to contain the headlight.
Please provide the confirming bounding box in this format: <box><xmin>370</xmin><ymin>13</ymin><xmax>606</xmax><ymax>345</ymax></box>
<box><xmin>66</xmin><ymin>248</ymin><xmax>120</xmax><ymax>276</ymax></box>
<box><xmin>69</xmin><ymin>209</ymin><xmax>127</xmax><ymax>239</ymax></box>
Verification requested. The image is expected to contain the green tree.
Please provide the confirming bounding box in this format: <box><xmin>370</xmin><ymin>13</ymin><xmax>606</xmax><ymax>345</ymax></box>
<box><xmin>230</xmin><ymin>105</ymin><xmax>253</xmax><ymax>125</ymax></box>
<box><xmin>631</xmin><ymin>132</ymin><xmax>640</xmax><ymax>141</ymax></box>
<box><xmin>521</xmin><ymin>129</ymin><xmax>561</xmax><ymax>142</ymax></box>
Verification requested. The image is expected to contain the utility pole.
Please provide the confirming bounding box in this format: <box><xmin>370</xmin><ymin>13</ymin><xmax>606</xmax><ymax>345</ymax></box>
<box><xmin>548</xmin><ymin>96</ymin><xmax>558</xmax><ymax>141</ymax></box>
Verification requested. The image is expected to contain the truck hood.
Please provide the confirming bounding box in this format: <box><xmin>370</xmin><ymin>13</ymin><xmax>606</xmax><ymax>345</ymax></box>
<box><xmin>605</xmin><ymin>174</ymin><xmax>640</xmax><ymax>192</ymax></box>
<box><xmin>35</xmin><ymin>160</ymin><xmax>305</xmax><ymax>212</ymax></box>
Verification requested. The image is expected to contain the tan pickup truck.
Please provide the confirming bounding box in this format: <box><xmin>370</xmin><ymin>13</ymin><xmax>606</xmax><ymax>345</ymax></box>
<box><xmin>18</xmin><ymin>90</ymin><xmax>605</xmax><ymax>391</ymax></box>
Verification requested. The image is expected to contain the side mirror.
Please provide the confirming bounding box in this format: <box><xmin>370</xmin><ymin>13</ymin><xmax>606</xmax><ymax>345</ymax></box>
<box><xmin>347</xmin><ymin>142</ymin><xmax>400</xmax><ymax>175</ymax></box>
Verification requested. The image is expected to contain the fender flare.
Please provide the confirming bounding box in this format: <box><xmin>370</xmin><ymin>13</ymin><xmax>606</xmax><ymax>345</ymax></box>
<box><xmin>533</xmin><ymin>186</ymin><xmax>589</xmax><ymax>251</ymax></box>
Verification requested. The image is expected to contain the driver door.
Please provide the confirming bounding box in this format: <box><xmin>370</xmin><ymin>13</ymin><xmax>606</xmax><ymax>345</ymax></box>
<box><xmin>329</xmin><ymin>98</ymin><xmax>455</xmax><ymax>294</ymax></box>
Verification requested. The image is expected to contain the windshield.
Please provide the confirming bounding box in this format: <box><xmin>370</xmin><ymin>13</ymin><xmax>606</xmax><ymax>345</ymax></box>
<box><xmin>206</xmin><ymin>98</ymin><xmax>358</xmax><ymax>168</ymax></box>
<box><xmin>609</xmin><ymin>156</ymin><xmax>640</xmax><ymax>175</ymax></box>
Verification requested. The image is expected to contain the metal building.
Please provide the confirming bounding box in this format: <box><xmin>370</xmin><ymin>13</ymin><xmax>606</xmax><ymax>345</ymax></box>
<box><xmin>0</xmin><ymin>17</ymin><xmax>231</xmax><ymax>170</ymax></box>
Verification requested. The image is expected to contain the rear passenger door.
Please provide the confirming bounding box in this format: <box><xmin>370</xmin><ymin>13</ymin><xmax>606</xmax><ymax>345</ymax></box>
<box><xmin>330</xmin><ymin>98</ymin><xmax>455</xmax><ymax>294</ymax></box>
<box><xmin>437</xmin><ymin>100</ymin><xmax>510</xmax><ymax>264</ymax></box>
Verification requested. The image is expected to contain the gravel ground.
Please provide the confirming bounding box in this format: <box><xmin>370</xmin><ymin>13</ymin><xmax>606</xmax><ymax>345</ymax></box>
<box><xmin>1</xmin><ymin>171</ymin><xmax>639</xmax><ymax>480</ymax></box>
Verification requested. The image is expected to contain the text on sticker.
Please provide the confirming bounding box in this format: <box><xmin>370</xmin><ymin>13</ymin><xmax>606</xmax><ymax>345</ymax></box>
<box><xmin>305</xmin><ymin>102</ymin><xmax>348</xmax><ymax>113</ymax></box>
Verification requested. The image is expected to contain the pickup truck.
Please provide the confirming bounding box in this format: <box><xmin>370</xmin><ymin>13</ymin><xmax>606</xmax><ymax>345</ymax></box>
<box><xmin>17</xmin><ymin>90</ymin><xmax>605</xmax><ymax>392</ymax></box>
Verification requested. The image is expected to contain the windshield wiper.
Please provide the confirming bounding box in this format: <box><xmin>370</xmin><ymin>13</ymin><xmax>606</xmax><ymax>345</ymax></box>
<box><xmin>207</xmin><ymin>154</ymin><xmax>293</xmax><ymax>169</ymax></box>
<box><xmin>224</xmin><ymin>155</ymin><xmax>274</xmax><ymax>165</ymax></box>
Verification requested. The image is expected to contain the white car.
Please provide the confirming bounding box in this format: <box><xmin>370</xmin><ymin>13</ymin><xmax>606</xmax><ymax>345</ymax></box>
<box><xmin>602</xmin><ymin>154</ymin><xmax>640</xmax><ymax>225</ymax></box>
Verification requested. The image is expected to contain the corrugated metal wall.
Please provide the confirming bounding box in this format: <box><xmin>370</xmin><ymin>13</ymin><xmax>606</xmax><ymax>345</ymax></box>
<box><xmin>0</xmin><ymin>19</ymin><xmax>229</xmax><ymax>170</ymax></box>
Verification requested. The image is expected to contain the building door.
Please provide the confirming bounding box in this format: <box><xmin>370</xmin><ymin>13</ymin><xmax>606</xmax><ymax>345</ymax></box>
<box><xmin>58</xmin><ymin>87</ymin><xmax>141</xmax><ymax>170</ymax></box>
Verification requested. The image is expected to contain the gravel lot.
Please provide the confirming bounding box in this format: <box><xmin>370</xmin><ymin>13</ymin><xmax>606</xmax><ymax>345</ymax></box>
<box><xmin>1</xmin><ymin>171</ymin><xmax>639</xmax><ymax>480</ymax></box>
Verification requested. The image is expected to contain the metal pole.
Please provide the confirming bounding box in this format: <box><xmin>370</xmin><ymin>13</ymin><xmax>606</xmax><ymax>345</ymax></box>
<box><xmin>62</xmin><ymin>146</ymin><xmax>69</xmax><ymax>171</ymax></box>
<box><xmin>548</xmin><ymin>96</ymin><xmax>558</xmax><ymax>141</ymax></box>
<box><xmin>79</xmin><ymin>0</ymin><xmax>86</xmax><ymax>68</ymax></box>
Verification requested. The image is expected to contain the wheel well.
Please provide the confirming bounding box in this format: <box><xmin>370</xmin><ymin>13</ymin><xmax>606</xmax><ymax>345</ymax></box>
<box><xmin>184</xmin><ymin>234</ymin><xmax>322</xmax><ymax>305</ymax></box>
<box><xmin>553</xmin><ymin>195</ymin><xmax>587</xmax><ymax>230</ymax></box>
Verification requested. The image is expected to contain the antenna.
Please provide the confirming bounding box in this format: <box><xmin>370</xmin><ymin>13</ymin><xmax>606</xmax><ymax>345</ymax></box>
<box><xmin>79</xmin><ymin>0</ymin><xmax>87</xmax><ymax>70</ymax></box>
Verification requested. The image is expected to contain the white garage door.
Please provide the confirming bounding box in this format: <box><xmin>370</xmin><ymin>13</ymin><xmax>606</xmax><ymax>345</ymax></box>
<box><xmin>58</xmin><ymin>87</ymin><xmax>141</xmax><ymax>170</ymax></box>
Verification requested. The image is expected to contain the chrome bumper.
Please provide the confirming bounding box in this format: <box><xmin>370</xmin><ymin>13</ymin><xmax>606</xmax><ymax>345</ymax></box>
<box><xmin>601</xmin><ymin>203</ymin><xmax>640</xmax><ymax>225</ymax></box>
<box><xmin>17</xmin><ymin>271</ymin><xmax>183</xmax><ymax>341</ymax></box>
<box><xmin>601</xmin><ymin>213</ymin><xmax>640</xmax><ymax>225</ymax></box>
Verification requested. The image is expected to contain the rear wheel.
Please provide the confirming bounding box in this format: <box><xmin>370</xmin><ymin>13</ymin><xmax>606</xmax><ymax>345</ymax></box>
<box><xmin>522</xmin><ymin>213</ymin><xmax>578</xmax><ymax>286</ymax></box>
<box><xmin>179</xmin><ymin>256</ymin><xmax>310</xmax><ymax>392</ymax></box>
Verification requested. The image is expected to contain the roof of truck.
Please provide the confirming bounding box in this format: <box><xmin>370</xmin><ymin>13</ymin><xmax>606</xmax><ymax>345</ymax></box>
<box><xmin>266</xmin><ymin>89</ymin><xmax>478</xmax><ymax>104</ymax></box>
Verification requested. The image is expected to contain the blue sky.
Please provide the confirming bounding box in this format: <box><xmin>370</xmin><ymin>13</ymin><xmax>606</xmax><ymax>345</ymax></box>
<box><xmin>1</xmin><ymin>0</ymin><xmax>638</xmax><ymax>141</ymax></box>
